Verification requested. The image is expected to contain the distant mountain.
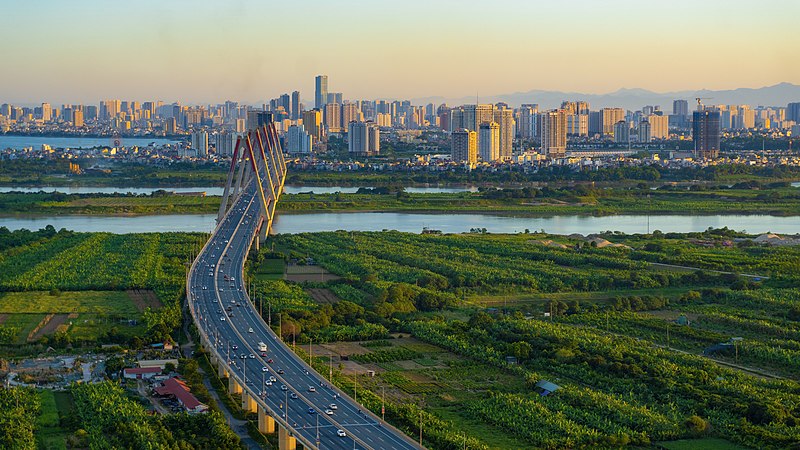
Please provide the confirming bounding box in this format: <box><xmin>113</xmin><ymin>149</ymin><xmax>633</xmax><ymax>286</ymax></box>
<box><xmin>411</xmin><ymin>82</ymin><xmax>800</xmax><ymax>111</ymax></box>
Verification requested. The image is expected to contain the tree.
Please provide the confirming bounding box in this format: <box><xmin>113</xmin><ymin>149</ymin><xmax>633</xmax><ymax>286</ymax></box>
<box><xmin>509</xmin><ymin>341</ymin><xmax>532</xmax><ymax>361</ymax></box>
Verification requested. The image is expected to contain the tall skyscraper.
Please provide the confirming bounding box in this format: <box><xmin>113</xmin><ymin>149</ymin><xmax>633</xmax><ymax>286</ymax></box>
<box><xmin>191</xmin><ymin>130</ymin><xmax>209</xmax><ymax>157</ymax></box>
<box><xmin>324</xmin><ymin>103</ymin><xmax>342</xmax><ymax>132</ymax></box>
<box><xmin>41</xmin><ymin>103</ymin><xmax>52</xmax><ymax>122</ymax></box>
<box><xmin>451</xmin><ymin>129</ymin><xmax>477</xmax><ymax>164</ymax></box>
<box><xmin>348</xmin><ymin>121</ymin><xmax>380</xmax><ymax>155</ymax></box>
<box><xmin>73</xmin><ymin>110</ymin><xmax>84</xmax><ymax>127</ymax></box>
<box><xmin>478</xmin><ymin>122</ymin><xmax>500</xmax><ymax>162</ymax></box>
<box><xmin>693</xmin><ymin>109</ymin><xmax>721</xmax><ymax>159</ymax></box>
<box><xmin>787</xmin><ymin>102</ymin><xmax>800</xmax><ymax>123</ymax></box>
<box><xmin>539</xmin><ymin>109</ymin><xmax>567</xmax><ymax>158</ymax></box>
<box><xmin>341</xmin><ymin>103</ymin><xmax>361</xmax><ymax>126</ymax></box>
<box><xmin>673</xmin><ymin>99</ymin><xmax>689</xmax><ymax>116</ymax></box>
<box><xmin>214</xmin><ymin>131</ymin><xmax>237</xmax><ymax>156</ymax></box>
<box><xmin>648</xmin><ymin>114</ymin><xmax>669</xmax><ymax>139</ymax></box>
<box><xmin>638</xmin><ymin>119</ymin><xmax>651</xmax><ymax>142</ymax></box>
<box><xmin>287</xmin><ymin>124</ymin><xmax>313</xmax><ymax>153</ymax></box>
<box><xmin>315</xmin><ymin>75</ymin><xmax>328</xmax><ymax>109</ymax></box>
<box><xmin>493</xmin><ymin>108</ymin><xmax>514</xmax><ymax>160</ymax></box>
<box><xmin>302</xmin><ymin>109</ymin><xmax>323</xmax><ymax>141</ymax></box>
<box><xmin>517</xmin><ymin>104</ymin><xmax>539</xmax><ymax>139</ymax></box>
<box><xmin>614</xmin><ymin>120</ymin><xmax>630</xmax><ymax>144</ymax></box>
<box><xmin>600</xmin><ymin>108</ymin><xmax>625</xmax><ymax>136</ymax></box>
<box><xmin>291</xmin><ymin>91</ymin><xmax>300</xmax><ymax>120</ymax></box>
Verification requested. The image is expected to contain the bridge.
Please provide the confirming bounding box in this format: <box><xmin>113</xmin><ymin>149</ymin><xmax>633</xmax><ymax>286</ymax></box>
<box><xmin>187</xmin><ymin>121</ymin><xmax>422</xmax><ymax>450</ymax></box>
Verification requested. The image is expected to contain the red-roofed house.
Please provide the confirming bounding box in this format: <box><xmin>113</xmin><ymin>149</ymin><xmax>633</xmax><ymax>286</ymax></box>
<box><xmin>154</xmin><ymin>377</ymin><xmax>208</xmax><ymax>414</ymax></box>
<box><xmin>123</xmin><ymin>367</ymin><xmax>162</xmax><ymax>380</ymax></box>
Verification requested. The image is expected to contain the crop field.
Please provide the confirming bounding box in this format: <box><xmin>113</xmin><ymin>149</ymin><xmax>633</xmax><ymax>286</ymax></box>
<box><xmin>270</xmin><ymin>229</ymin><xmax>800</xmax><ymax>449</ymax></box>
<box><xmin>0</xmin><ymin>290</ymin><xmax>138</xmax><ymax>315</ymax></box>
<box><xmin>0</xmin><ymin>228</ymin><xmax>204</xmax><ymax>349</ymax></box>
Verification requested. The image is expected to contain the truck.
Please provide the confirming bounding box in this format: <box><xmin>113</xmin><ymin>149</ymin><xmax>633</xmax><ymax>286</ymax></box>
<box><xmin>258</xmin><ymin>342</ymin><xmax>268</xmax><ymax>352</ymax></box>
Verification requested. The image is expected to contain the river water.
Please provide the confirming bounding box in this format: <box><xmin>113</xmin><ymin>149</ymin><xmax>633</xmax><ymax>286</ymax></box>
<box><xmin>0</xmin><ymin>135</ymin><xmax>178</xmax><ymax>149</ymax></box>
<box><xmin>0</xmin><ymin>185</ymin><xmax>478</xmax><ymax>195</ymax></box>
<box><xmin>0</xmin><ymin>212</ymin><xmax>797</xmax><ymax>235</ymax></box>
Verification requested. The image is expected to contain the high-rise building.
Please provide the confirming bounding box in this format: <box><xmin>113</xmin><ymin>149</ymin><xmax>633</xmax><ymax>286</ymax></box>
<box><xmin>191</xmin><ymin>130</ymin><xmax>209</xmax><ymax>157</ymax></box>
<box><xmin>214</xmin><ymin>131</ymin><xmax>237</xmax><ymax>156</ymax></box>
<box><xmin>673</xmin><ymin>99</ymin><xmax>689</xmax><ymax>116</ymax></box>
<box><xmin>648</xmin><ymin>114</ymin><xmax>669</xmax><ymax>139</ymax></box>
<box><xmin>348</xmin><ymin>121</ymin><xmax>380</xmax><ymax>155</ymax></box>
<box><xmin>451</xmin><ymin>128</ymin><xmax>477</xmax><ymax>164</ymax></box>
<box><xmin>165</xmin><ymin>117</ymin><xmax>177</xmax><ymax>134</ymax></box>
<box><xmin>100</xmin><ymin>99</ymin><xmax>121</xmax><ymax>121</ymax></box>
<box><xmin>41</xmin><ymin>103</ymin><xmax>52</xmax><ymax>122</ymax></box>
<box><xmin>341</xmin><ymin>103</ymin><xmax>361</xmax><ymax>126</ymax></box>
<box><xmin>302</xmin><ymin>109</ymin><xmax>323</xmax><ymax>141</ymax></box>
<box><xmin>291</xmin><ymin>91</ymin><xmax>300</xmax><ymax>120</ymax></box>
<box><xmin>324</xmin><ymin>103</ymin><xmax>342</xmax><ymax>132</ymax></box>
<box><xmin>315</xmin><ymin>75</ymin><xmax>328</xmax><ymax>109</ymax></box>
<box><xmin>73</xmin><ymin>110</ymin><xmax>84</xmax><ymax>127</ymax></box>
<box><xmin>327</xmin><ymin>92</ymin><xmax>343</xmax><ymax>105</ymax></box>
<box><xmin>517</xmin><ymin>104</ymin><xmax>539</xmax><ymax>139</ymax></box>
<box><xmin>493</xmin><ymin>108</ymin><xmax>514</xmax><ymax>160</ymax></box>
<box><xmin>787</xmin><ymin>102</ymin><xmax>800</xmax><ymax>123</ymax></box>
<box><xmin>693</xmin><ymin>109</ymin><xmax>721</xmax><ymax>159</ymax></box>
<box><xmin>614</xmin><ymin>120</ymin><xmax>630</xmax><ymax>144</ymax></box>
<box><xmin>567</xmin><ymin>114</ymin><xmax>588</xmax><ymax>136</ymax></box>
<box><xmin>638</xmin><ymin>119</ymin><xmax>651</xmax><ymax>142</ymax></box>
<box><xmin>478</xmin><ymin>122</ymin><xmax>500</xmax><ymax>162</ymax></box>
<box><xmin>600</xmin><ymin>108</ymin><xmax>625</xmax><ymax>136</ymax></box>
<box><xmin>287</xmin><ymin>124</ymin><xmax>313</xmax><ymax>153</ymax></box>
<box><xmin>539</xmin><ymin>109</ymin><xmax>567</xmax><ymax>158</ymax></box>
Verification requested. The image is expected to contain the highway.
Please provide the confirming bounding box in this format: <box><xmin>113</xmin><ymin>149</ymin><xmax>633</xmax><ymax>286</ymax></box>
<box><xmin>188</xmin><ymin>179</ymin><xmax>421</xmax><ymax>450</ymax></box>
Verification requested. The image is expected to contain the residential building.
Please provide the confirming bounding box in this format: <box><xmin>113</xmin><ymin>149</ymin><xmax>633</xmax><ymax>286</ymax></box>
<box><xmin>451</xmin><ymin>128</ymin><xmax>477</xmax><ymax>164</ymax></box>
<box><xmin>638</xmin><ymin>119</ymin><xmax>651</xmax><ymax>142</ymax></box>
<box><xmin>286</xmin><ymin>124</ymin><xmax>313</xmax><ymax>153</ymax></box>
<box><xmin>191</xmin><ymin>130</ymin><xmax>208</xmax><ymax>156</ymax></box>
<box><xmin>693</xmin><ymin>109</ymin><xmax>721</xmax><ymax>159</ymax></box>
<box><xmin>348</xmin><ymin>121</ymin><xmax>380</xmax><ymax>155</ymax></box>
<box><xmin>493</xmin><ymin>107</ymin><xmax>514</xmax><ymax>160</ymax></box>
<box><xmin>302</xmin><ymin>109</ymin><xmax>322</xmax><ymax>141</ymax></box>
<box><xmin>291</xmin><ymin>91</ymin><xmax>300</xmax><ymax>120</ymax></box>
<box><xmin>478</xmin><ymin>121</ymin><xmax>500</xmax><ymax>162</ymax></box>
<box><xmin>324</xmin><ymin>103</ymin><xmax>342</xmax><ymax>133</ymax></box>
<box><xmin>539</xmin><ymin>109</ymin><xmax>567</xmax><ymax>158</ymax></box>
<box><xmin>614</xmin><ymin>120</ymin><xmax>630</xmax><ymax>144</ymax></box>
<box><xmin>648</xmin><ymin>114</ymin><xmax>669</xmax><ymax>139</ymax></box>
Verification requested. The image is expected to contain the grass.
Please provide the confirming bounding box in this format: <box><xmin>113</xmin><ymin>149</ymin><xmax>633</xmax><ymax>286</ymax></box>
<box><xmin>3</xmin><ymin>313</ymin><xmax>46</xmax><ymax>344</ymax></box>
<box><xmin>658</xmin><ymin>437</ymin><xmax>751</xmax><ymax>450</ymax></box>
<box><xmin>36</xmin><ymin>390</ymin><xmax>69</xmax><ymax>450</ymax></box>
<box><xmin>67</xmin><ymin>313</ymin><xmax>146</xmax><ymax>342</ymax></box>
<box><xmin>253</xmin><ymin>258</ymin><xmax>285</xmax><ymax>281</ymax></box>
<box><xmin>0</xmin><ymin>290</ymin><xmax>138</xmax><ymax>315</ymax></box>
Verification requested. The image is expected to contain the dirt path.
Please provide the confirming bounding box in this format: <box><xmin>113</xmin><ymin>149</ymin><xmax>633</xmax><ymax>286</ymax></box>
<box><xmin>128</xmin><ymin>289</ymin><xmax>163</xmax><ymax>312</ymax></box>
<box><xmin>30</xmin><ymin>314</ymin><xmax>69</xmax><ymax>341</ymax></box>
<box><xmin>648</xmin><ymin>262</ymin><xmax>769</xmax><ymax>279</ymax></box>
<box><xmin>306</xmin><ymin>288</ymin><xmax>339</xmax><ymax>304</ymax></box>
<box><xmin>0</xmin><ymin>314</ymin><xmax>7</xmax><ymax>325</ymax></box>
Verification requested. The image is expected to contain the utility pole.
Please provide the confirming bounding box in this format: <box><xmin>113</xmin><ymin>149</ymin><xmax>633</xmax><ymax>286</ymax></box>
<box><xmin>309</xmin><ymin>338</ymin><xmax>313</xmax><ymax>366</ymax></box>
<box><xmin>382</xmin><ymin>386</ymin><xmax>385</xmax><ymax>421</ymax></box>
<box><xmin>329</xmin><ymin>354</ymin><xmax>333</xmax><ymax>382</ymax></box>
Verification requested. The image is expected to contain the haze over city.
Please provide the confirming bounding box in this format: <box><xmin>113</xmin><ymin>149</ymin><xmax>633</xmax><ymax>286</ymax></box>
<box><xmin>2</xmin><ymin>0</ymin><xmax>799</xmax><ymax>105</ymax></box>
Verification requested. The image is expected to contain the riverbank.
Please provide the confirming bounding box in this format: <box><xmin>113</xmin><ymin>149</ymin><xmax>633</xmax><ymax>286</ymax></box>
<box><xmin>2</xmin><ymin>186</ymin><xmax>800</xmax><ymax>217</ymax></box>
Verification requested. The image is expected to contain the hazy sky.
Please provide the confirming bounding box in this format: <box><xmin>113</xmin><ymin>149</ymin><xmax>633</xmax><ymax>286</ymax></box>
<box><xmin>2</xmin><ymin>0</ymin><xmax>798</xmax><ymax>105</ymax></box>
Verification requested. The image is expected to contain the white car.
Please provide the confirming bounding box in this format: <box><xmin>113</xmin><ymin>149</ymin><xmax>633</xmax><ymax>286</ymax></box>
<box><xmin>308</xmin><ymin>386</ymin><xmax>316</xmax><ymax>392</ymax></box>
<box><xmin>337</xmin><ymin>429</ymin><xmax>346</xmax><ymax>437</ymax></box>
<box><xmin>269</xmin><ymin>376</ymin><xmax>277</xmax><ymax>382</ymax></box>
<box><xmin>249</xmin><ymin>328</ymin><xmax>254</xmax><ymax>333</ymax></box>
<box><xmin>262</xmin><ymin>366</ymin><xmax>269</xmax><ymax>372</ymax></box>
<box><xmin>329</xmin><ymin>403</ymin><xmax>337</xmax><ymax>410</ymax></box>
<box><xmin>265</xmin><ymin>381</ymin><xmax>273</xmax><ymax>386</ymax></box>
<box><xmin>281</xmin><ymin>385</ymin><xmax>288</xmax><ymax>391</ymax></box>
<box><xmin>220</xmin><ymin>316</ymin><xmax>226</xmax><ymax>321</ymax></box>
<box><xmin>325</xmin><ymin>409</ymin><xmax>334</xmax><ymax>415</ymax></box>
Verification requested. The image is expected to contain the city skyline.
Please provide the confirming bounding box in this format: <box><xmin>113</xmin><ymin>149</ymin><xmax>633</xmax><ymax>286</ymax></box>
<box><xmin>2</xmin><ymin>0</ymin><xmax>798</xmax><ymax>105</ymax></box>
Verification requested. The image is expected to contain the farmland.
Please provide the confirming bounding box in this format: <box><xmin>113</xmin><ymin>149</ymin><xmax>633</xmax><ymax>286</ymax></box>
<box><xmin>262</xmin><ymin>229</ymin><xmax>800</xmax><ymax>449</ymax></box>
<box><xmin>0</xmin><ymin>227</ymin><xmax>204</xmax><ymax>350</ymax></box>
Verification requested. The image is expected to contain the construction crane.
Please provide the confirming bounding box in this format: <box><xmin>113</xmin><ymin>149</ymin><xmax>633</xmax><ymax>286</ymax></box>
<box><xmin>695</xmin><ymin>97</ymin><xmax>713</xmax><ymax>111</ymax></box>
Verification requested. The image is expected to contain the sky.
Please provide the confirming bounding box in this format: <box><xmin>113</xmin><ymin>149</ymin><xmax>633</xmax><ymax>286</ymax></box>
<box><xmin>1</xmin><ymin>0</ymin><xmax>798</xmax><ymax>105</ymax></box>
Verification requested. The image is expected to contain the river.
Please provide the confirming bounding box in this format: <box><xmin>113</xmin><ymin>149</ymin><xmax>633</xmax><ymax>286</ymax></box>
<box><xmin>0</xmin><ymin>135</ymin><xmax>179</xmax><ymax>150</ymax></box>
<box><xmin>0</xmin><ymin>185</ymin><xmax>478</xmax><ymax>195</ymax></box>
<box><xmin>0</xmin><ymin>212</ymin><xmax>797</xmax><ymax>235</ymax></box>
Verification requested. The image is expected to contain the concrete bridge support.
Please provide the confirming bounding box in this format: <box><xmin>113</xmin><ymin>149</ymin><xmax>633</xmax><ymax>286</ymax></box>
<box><xmin>218</xmin><ymin>364</ymin><xmax>229</xmax><ymax>379</ymax></box>
<box><xmin>278</xmin><ymin>426</ymin><xmax>296</xmax><ymax>450</ymax></box>
<box><xmin>242</xmin><ymin>391</ymin><xmax>258</xmax><ymax>413</ymax></box>
<box><xmin>228</xmin><ymin>377</ymin><xmax>242</xmax><ymax>395</ymax></box>
<box><xmin>258</xmin><ymin>407</ymin><xmax>276</xmax><ymax>434</ymax></box>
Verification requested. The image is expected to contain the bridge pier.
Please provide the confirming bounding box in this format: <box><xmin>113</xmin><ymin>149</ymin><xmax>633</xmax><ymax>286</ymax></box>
<box><xmin>278</xmin><ymin>426</ymin><xmax>296</xmax><ymax>450</ymax></box>
<box><xmin>258</xmin><ymin>407</ymin><xmax>276</xmax><ymax>434</ymax></box>
<box><xmin>218</xmin><ymin>363</ymin><xmax>229</xmax><ymax>379</ymax></box>
<box><xmin>242</xmin><ymin>391</ymin><xmax>258</xmax><ymax>413</ymax></box>
<box><xmin>228</xmin><ymin>377</ymin><xmax>242</xmax><ymax>395</ymax></box>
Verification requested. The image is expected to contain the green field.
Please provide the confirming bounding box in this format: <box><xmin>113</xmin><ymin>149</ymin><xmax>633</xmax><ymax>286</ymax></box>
<box><xmin>36</xmin><ymin>390</ymin><xmax>69</xmax><ymax>450</ymax></box>
<box><xmin>0</xmin><ymin>290</ymin><xmax>137</xmax><ymax>315</ymax></box>
<box><xmin>658</xmin><ymin>438</ymin><xmax>750</xmax><ymax>450</ymax></box>
<box><xmin>252</xmin><ymin>258</ymin><xmax>285</xmax><ymax>281</ymax></box>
